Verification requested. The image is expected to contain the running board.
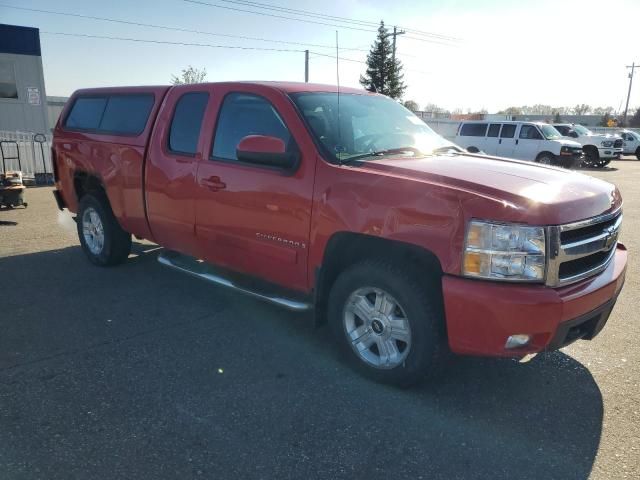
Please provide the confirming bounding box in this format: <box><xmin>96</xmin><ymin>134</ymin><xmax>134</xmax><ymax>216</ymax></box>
<box><xmin>157</xmin><ymin>251</ymin><xmax>312</xmax><ymax>312</ymax></box>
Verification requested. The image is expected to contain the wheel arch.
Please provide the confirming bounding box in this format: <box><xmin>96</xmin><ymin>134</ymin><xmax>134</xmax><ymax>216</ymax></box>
<box><xmin>73</xmin><ymin>170</ymin><xmax>107</xmax><ymax>202</ymax></box>
<box><xmin>535</xmin><ymin>151</ymin><xmax>556</xmax><ymax>161</ymax></box>
<box><xmin>314</xmin><ymin>232</ymin><xmax>444</xmax><ymax>325</ymax></box>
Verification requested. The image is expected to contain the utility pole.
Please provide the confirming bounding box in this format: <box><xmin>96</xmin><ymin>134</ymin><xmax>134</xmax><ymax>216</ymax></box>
<box><xmin>390</xmin><ymin>26</ymin><xmax>406</xmax><ymax>66</ymax></box>
<box><xmin>623</xmin><ymin>62</ymin><xmax>638</xmax><ymax>126</ymax></box>
<box><xmin>304</xmin><ymin>49</ymin><xmax>309</xmax><ymax>83</ymax></box>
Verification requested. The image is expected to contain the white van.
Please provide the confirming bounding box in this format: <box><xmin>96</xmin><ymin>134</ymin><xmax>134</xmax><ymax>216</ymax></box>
<box><xmin>454</xmin><ymin>121</ymin><xmax>583</xmax><ymax>168</ymax></box>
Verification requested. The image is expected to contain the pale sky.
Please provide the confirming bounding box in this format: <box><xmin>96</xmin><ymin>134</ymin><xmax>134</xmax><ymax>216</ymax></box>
<box><xmin>2</xmin><ymin>0</ymin><xmax>638</xmax><ymax>113</ymax></box>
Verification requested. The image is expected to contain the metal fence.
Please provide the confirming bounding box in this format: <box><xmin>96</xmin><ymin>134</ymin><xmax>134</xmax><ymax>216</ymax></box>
<box><xmin>0</xmin><ymin>130</ymin><xmax>53</xmax><ymax>183</ymax></box>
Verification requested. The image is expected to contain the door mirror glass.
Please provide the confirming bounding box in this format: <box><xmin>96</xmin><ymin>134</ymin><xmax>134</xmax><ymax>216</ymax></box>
<box><xmin>236</xmin><ymin>135</ymin><xmax>297</xmax><ymax>168</ymax></box>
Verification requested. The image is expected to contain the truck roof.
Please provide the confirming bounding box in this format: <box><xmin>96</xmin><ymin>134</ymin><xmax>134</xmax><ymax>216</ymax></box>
<box><xmin>71</xmin><ymin>81</ymin><xmax>369</xmax><ymax>97</ymax></box>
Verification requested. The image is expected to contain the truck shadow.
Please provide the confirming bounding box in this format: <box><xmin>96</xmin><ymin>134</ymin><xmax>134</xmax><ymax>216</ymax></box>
<box><xmin>0</xmin><ymin>245</ymin><xmax>602</xmax><ymax>480</ymax></box>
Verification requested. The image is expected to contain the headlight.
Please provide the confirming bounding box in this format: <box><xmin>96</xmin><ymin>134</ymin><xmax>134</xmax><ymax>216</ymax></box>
<box><xmin>601</xmin><ymin>140</ymin><xmax>613</xmax><ymax>147</ymax></box>
<box><xmin>463</xmin><ymin>221</ymin><xmax>546</xmax><ymax>281</ymax></box>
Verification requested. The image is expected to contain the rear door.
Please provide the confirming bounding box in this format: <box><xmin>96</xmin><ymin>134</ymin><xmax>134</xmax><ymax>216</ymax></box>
<box><xmin>513</xmin><ymin>124</ymin><xmax>543</xmax><ymax>161</ymax></box>
<box><xmin>145</xmin><ymin>86</ymin><xmax>210</xmax><ymax>254</ymax></box>
<box><xmin>495</xmin><ymin>124</ymin><xmax>517</xmax><ymax>158</ymax></box>
<box><xmin>483</xmin><ymin>123</ymin><xmax>502</xmax><ymax>155</ymax></box>
<box><xmin>193</xmin><ymin>85</ymin><xmax>317</xmax><ymax>291</ymax></box>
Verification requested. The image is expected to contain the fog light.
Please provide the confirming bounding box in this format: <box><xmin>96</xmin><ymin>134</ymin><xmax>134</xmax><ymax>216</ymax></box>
<box><xmin>505</xmin><ymin>334</ymin><xmax>531</xmax><ymax>349</ymax></box>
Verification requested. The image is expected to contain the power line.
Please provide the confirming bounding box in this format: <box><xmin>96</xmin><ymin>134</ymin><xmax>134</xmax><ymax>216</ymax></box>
<box><xmin>0</xmin><ymin>3</ymin><xmax>370</xmax><ymax>52</ymax></box>
<box><xmin>184</xmin><ymin>0</ymin><xmax>377</xmax><ymax>33</ymax></box>
<box><xmin>41</xmin><ymin>31</ymin><xmax>304</xmax><ymax>52</ymax></box>
<box><xmin>184</xmin><ymin>0</ymin><xmax>458</xmax><ymax>45</ymax></box>
<box><xmin>309</xmin><ymin>51</ymin><xmax>431</xmax><ymax>75</ymax></box>
<box><xmin>211</xmin><ymin>0</ymin><xmax>459</xmax><ymax>41</ymax></box>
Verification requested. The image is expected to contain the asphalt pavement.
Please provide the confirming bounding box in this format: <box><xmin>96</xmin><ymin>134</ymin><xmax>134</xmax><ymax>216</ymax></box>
<box><xmin>1</xmin><ymin>158</ymin><xmax>639</xmax><ymax>479</ymax></box>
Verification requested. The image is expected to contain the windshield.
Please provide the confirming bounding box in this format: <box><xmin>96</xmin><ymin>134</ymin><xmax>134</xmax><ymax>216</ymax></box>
<box><xmin>573</xmin><ymin>125</ymin><xmax>592</xmax><ymax>136</ymax></box>
<box><xmin>291</xmin><ymin>92</ymin><xmax>453</xmax><ymax>162</ymax></box>
<box><xmin>539</xmin><ymin>124</ymin><xmax>562</xmax><ymax>140</ymax></box>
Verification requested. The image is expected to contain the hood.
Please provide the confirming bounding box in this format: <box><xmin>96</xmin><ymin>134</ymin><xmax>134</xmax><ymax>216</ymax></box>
<box><xmin>556</xmin><ymin>138</ymin><xmax>582</xmax><ymax>147</ymax></box>
<box><xmin>360</xmin><ymin>153</ymin><xmax>621</xmax><ymax>225</ymax></box>
<box><xmin>583</xmin><ymin>133</ymin><xmax>621</xmax><ymax>140</ymax></box>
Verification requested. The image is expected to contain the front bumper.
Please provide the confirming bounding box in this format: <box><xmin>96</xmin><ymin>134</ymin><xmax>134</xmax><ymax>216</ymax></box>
<box><xmin>598</xmin><ymin>147</ymin><xmax>623</xmax><ymax>159</ymax></box>
<box><xmin>443</xmin><ymin>243</ymin><xmax>627</xmax><ymax>357</ymax></box>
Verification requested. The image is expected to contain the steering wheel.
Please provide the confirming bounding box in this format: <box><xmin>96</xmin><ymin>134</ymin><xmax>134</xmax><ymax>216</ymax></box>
<box><xmin>355</xmin><ymin>133</ymin><xmax>387</xmax><ymax>152</ymax></box>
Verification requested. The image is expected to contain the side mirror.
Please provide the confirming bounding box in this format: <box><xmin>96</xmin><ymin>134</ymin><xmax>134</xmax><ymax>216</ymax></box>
<box><xmin>236</xmin><ymin>135</ymin><xmax>297</xmax><ymax>169</ymax></box>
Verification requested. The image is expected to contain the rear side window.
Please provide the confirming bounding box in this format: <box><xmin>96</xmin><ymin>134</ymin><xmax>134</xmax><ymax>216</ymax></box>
<box><xmin>100</xmin><ymin>95</ymin><xmax>154</xmax><ymax>135</ymax></box>
<box><xmin>168</xmin><ymin>92</ymin><xmax>209</xmax><ymax>155</ymax></box>
<box><xmin>212</xmin><ymin>93</ymin><xmax>291</xmax><ymax>161</ymax></box>
<box><xmin>500</xmin><ymin>124</ymin><xmax>516</xmax><ymax>138</ymax></box>
<box><xmin>65</xmin><ymin>94</ymin><xmax>154</xmax><ymax>135</ymax></box>
<box><xmin>459</xmin><ymin>123</ymin><xmax>488</xmax><ymax>137</ymax></box>
<box><xmin>65</xmin><ymin>97</ymin><xmax>107</xmax><ymax>130</ymax></box>
<box><xmin>487</xmin><ymin>124</ymin><xmax>501</xmax><ymax>137</ymax></box>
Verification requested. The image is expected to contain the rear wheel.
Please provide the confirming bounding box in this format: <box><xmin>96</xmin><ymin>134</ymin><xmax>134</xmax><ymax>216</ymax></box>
<box><xmin>636</xmin><ymin>147</ymin><xmax>640</xmax><ymax>161</ymax></box>
<box><xmin>328</xmin><ymin>260</ymin><xmax>446</xmax><ymax>387</ymax></box>
<box><xmin>77</xmin><ymin>194</ymin><xmax>131</xmax><ymax>266</ymax></box>
<box><xmin>467</xmin><ymin>146</ymin><xmax>479</xmax><ymax>153</ymax></box>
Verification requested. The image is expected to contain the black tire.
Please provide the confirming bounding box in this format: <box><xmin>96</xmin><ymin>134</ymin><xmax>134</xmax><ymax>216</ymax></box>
<box><xmin>328</xmin><ymin>260</ymin><xmax>447</xmax><ymax>387</ymax></box>
<box><xmin>635</xmin><ymin>148</ymin><xmax>640</xmax><ymax>161</ymax></box>
<box><xmin>582</xmin><ymin>146</ymin><xmax>599</xmax><ymax>168</ymax></box>
<box><xmin>535</xmin><ymin>152</ymin><xmax>555</xmax><ymax>166</ymax></box>
<box><xmin>467</xmin><ymin>146</ymin><xmax>479</xmax><ymax>153</ymax></box>
<box><xmin>77</xmin><ymin>194</ymin><xmax>131</xmax><ymax>266</ymax></box>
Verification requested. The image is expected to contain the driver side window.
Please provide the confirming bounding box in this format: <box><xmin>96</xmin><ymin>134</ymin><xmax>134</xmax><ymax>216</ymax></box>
<box><xmin>211</xmin><ymin>93</ymin><xmax>292</xmax><ymax>161</ymax></box>
<box><xmin>519</xmin><ymin>125</ymin><xmax>542</xmax><ymax>140</ymax></box>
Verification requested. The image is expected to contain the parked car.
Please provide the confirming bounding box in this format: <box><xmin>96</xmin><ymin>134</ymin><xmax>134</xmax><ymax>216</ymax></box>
<box><xmin>454</xmin><ymin>121</ymin><xmax>583</xmax><ymax>168</ymax></box>
<box><xmin>618</xmin><ymin>129</ymin><xmax>640</xmax><ymax>159</ymax></box>
<box><xmin>552</xmin><ymin>124</ymin><xmax>623</xmax><ymax>168</ymax></box>
<box><xmin>52</xmin><ymin>82</ymin><xmax>627</xmax><ymax>386</ymax></box>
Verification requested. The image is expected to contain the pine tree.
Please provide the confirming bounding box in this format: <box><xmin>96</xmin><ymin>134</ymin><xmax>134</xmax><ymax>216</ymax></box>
<box><xmin>359</xmin><ymin>21</ymin><xmax>406</xmax><ymax>99</ymax></box>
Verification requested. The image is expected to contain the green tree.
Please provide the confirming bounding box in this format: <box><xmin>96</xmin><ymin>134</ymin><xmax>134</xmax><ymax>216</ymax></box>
<box><xmin>553</xmin><ymin>111</ymin><xmax>562</xmax><ymax>123</ymax></box>
<box><xmin>171</xmin><ymin>66</ymin><xmax>207</xmax><ymax>85</ymax></box>
<box><xmin>403</xmin><ymin>100</ymin><xmax>420</xmax><ymax>111</ymax></box>
<box><xmin>359</xmin><ymin>21</ymin><xmax>406</xmax><ymax>99</ymax></box>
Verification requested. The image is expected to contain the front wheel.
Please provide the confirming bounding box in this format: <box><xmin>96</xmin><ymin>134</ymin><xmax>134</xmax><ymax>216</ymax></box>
<box><xmin>535</xmin><ymin>153</ymin><xmax>555</xmax><ymax>166</ymax></box>
<box><xmin>77</xmin><ymin>194</ymin><xmax>131</xmax><ymax>266</ymax></box>
<box><xmin>328</xmin><ymin>261</ymin><xmax>446</xmax><ymax>387</ymax></box>
<box><xmin>635</xmin><ymin>148</ymin><xmax>640</xmax><ymax>161</ymax></box>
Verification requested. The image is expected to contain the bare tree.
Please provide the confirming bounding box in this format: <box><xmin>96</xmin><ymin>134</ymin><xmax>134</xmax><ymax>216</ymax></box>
<box><xmin>171</xmin><ymin>66</ymin><xmax>207</xmax><ymax>85</ymax></box>
<box><xmin>571</xmin><ymin>104</ymin><xmax>592</xmax><ymax>115</ymax></box>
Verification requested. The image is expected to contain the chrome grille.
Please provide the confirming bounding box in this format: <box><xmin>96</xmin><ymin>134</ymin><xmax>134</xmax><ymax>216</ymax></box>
<box><xmin>546</xmin><ymin>208</ymin><xmax>622</xmax><ymax>287</ymax></box>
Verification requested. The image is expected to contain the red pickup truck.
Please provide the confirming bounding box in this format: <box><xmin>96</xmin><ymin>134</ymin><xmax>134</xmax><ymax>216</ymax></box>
<box><xmin>52</xmin><ymin>82</ymin><xmax>627</xmax><ymax>386</ymax></box>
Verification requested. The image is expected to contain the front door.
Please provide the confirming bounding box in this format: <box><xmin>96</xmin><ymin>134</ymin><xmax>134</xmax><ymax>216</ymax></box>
<box><xmin>194</xmin><ymin>86</ymin><xmax>317</xmax><ymax>292</ymax></box>
<box><xmin>513</xmin><ymin>124</ymin><xmax>543</xmax><ymax>161</ymax></box>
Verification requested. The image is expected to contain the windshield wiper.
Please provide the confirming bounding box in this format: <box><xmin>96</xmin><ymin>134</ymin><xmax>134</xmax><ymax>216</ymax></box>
<box><xmin>432</xmin><ymin>145</ymin><xmax>464</xmax><ymax>154</ymax></box>
<box><xmin>340</xmin><ymin>147</ymin><xmax>422</xmax><ymax>165</ymax></box>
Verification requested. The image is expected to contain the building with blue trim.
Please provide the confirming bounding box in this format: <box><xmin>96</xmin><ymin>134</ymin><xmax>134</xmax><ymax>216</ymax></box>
<box><xmin>0</xmin><ymin>24</ymin><xmax>50</xmax><ymax>133</ymax></box>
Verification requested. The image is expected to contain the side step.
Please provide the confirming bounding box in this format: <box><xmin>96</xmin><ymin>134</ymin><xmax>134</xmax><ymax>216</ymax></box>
<box><xmin>157</xmin><ymin>250</ymin><xmax>312</xmax><ymax>312</ymax></box>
